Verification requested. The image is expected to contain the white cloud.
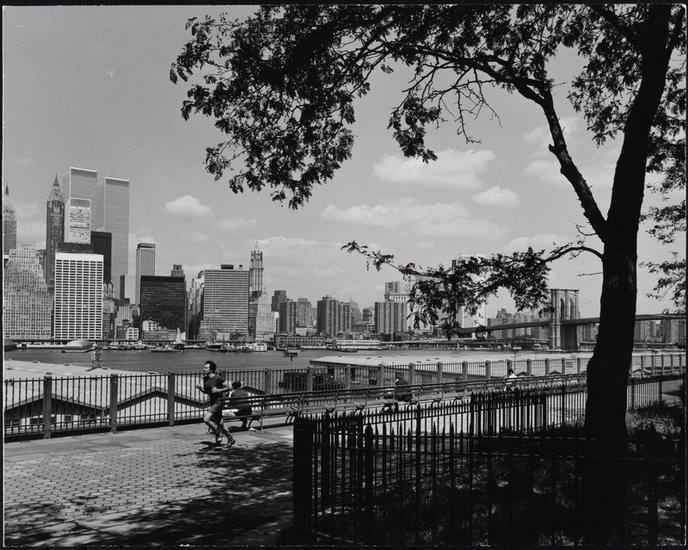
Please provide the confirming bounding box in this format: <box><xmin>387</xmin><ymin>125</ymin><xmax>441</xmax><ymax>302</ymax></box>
<box><xmin>524</xmin><ymin>116</ymin><xmax>580</xmax><ymax>155</ymax></box>
<box><xmin>506</xmin><ymin>234</ymin><xmax>566</xmax><ymax>252</ymax></box>
<box><xmin>323</xmin><ymin>199</ymin><xmax>469</xmax><ymax>227</ymax></box>
<box><xmin>373</xmin><ymin>148</ymin><xmax>495</xmax><ymax>188</ymax></box>
<box><xmin>416</xmin><ymin>218</ymin><xmax>505</xmax><ymax>239</ymax></box>
<box><xmin>217</xmin><ymin>217</ymin><xmax>258</xmax><ymax>231</ymax></box>
<box><xmin>415</xmin><ymin>240</ymin><xmax>436</xmax><ymax>250</ymax></box>
<box><xmin>165</xmin><ymin>195</ymin><xmax>213</xmax><ymax>217</ymax></box>
<box><xmin>472</xmin><ymin>186</ymin><xmax>520</xmax><ymax>207</ymax></box>
<box><xmin>524</xmin><ymin>158</ymin><xmax>566</xmax><ymax>185</ymax></box>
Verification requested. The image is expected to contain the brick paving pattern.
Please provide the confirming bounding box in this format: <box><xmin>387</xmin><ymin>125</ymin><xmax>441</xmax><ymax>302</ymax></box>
<box><xmin>4</xmin><ymin>423</ymin><xmax>295</xmax><ymax>546</ymax></box>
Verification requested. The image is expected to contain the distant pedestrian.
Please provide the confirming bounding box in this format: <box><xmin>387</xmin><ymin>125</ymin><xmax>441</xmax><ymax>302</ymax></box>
<box><xmin>504</xmin><ymin>367</ymin><xmax>518</xmax><ymax>391</ymax></box>
<box><xmin>228</xmin><ymin>380</ymin><xmax>253</xmax><ymax>430</ymax></box>
<box><xmin>389</xmin><ymin>374</ymin><xmax>413</xmax><ymax>412</ymax></box>
<box><xmin>196</xmin><ymin>360</ymin><xmax>235</xmax><ymax>447</ymax></box>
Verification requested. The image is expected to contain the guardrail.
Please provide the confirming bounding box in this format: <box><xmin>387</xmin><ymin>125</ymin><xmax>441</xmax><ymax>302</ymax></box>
<box><xmin>4</xmin><ymin>354</ymin><xmax>685</xmax><ymax>440</ymax></box>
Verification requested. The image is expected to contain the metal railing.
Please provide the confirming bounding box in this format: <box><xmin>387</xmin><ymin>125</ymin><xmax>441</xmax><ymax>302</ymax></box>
<box><xmin>4</xmin><ymin>353</ymin><xmax>685</xmax><ymax>439</ymax></box>
<box><xmin>293</xmin><ymin>374</ymin><xmax>685</xmax><ymax>545</ymax></box>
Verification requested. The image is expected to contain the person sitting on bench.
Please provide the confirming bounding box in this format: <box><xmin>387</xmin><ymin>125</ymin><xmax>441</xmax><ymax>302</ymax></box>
<box><xmin>383</xmin><ymin>374</ymin><xmax>413</xmax><ymax>412</ymax></box>
<box><xmin>228</xmin><ymin>380</ymin><xmax>253</xmax><ymax>430</ymax></box>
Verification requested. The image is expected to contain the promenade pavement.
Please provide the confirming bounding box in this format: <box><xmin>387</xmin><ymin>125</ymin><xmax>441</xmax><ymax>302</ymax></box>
<box><xmin>5</xmin><ymin>422</ymin><xmax>297</xmax><ymax>547</ymax></box>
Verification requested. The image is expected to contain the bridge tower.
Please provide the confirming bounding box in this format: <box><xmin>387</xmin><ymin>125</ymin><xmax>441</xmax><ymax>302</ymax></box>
<box><xmin>549</xmin><ymin>289</ymin><xmax>580</xmax><ymax>349</ymax></box>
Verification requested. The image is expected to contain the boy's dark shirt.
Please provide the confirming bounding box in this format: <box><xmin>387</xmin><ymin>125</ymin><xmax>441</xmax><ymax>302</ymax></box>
<box><xmin>203</xmin><ymin>374</ymin><xmax>225</xmax><ymax>404</ymax></box>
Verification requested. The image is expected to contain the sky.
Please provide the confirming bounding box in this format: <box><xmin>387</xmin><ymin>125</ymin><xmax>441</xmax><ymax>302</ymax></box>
<box><xmin>2</xmin><ymin>5</ymin><xmax>683</xmax><ymax>318</ymax></box>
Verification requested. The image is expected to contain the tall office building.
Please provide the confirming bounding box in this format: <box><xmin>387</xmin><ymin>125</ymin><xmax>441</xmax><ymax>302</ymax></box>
<box><xmin>272</xmin><ymin>290</ymin><xmax>287</xmax><ymax>312</ymax></box>
<box><xmin>199</xmin><ymin>265</ymin><xmax>249</xmax><ymax>340</ymax></box>
<box><xmin>64</xmin><ymin>198</ymin><xmax>92</xmax><ymax>244</ymax></box>
<box><xmin>61</xmin><ymin>167</ymin><xmax>102</xmax><ymax>229</ymax></box>
<box><xmin>101</xmin><ymin>176</ymin><xmax>130</xmax><ymax>298</ymax></box>
<box><xmin>140</xmin><ymin>276</ymin><xmax>187</xmax><ymax>332</ymax></box>
<box><xmin>171</xmin><ymin>264</ymin><xmax>184</xmax><ymax>278</ymax></box>
<box><xmin>187</xmin><ymin>272</ymin><xmax>205</xmax><ymax>339</ymax></box>
<box><xmin>3</xmin><ymin>244</ymin><xmax>52</xmax><ymax>339</ymax></box>
<box><xmin>249</xmin><ymin>245</ymin><xmax>264</xmax><ymax>298</ymax></box>
<box><xmin>3</xmin><ymin>183</ymin><xmax>17</xmax><ymax>256</ymax></box>
<box><xmin>90</xmin><ymin>231</ymin><xmax>112</xmax><ymax>285</ymax></box>
<box><xmin>295</xmin><ymin>298</ymin><xmax>314</xmax><ymax>328</ymax></box>
<box><xmin>278</xmin><ymin>299</ymin><xmax>297</xmax><ymax>334</ymax></box>
<box><xmin>254</xmin><ymin>293</ymin><xmax>275</xmax><ymax>342</ymax></box>
<box><xmin>135</xmin><ymin>242</ymin><xmax>156</xmax><ymax>304</ymax></box>
<box><xmin>53</xmin><ymin>252</ymin><xmax>103</xmax><ymax>340</ymax></box>
<box><xmin>316</xmin><ymin>296</ymin><xmax>351</xmax><ymax>337</ymax></box>
<box><xmin>45</xmin><ymin>175</ymin><xmax>65</xmax><ymax>291</ymax></box>
<box><xmin>374</xmin><ymin>301</ymin><xmax>407</xmax><ymax>336</ymax></box>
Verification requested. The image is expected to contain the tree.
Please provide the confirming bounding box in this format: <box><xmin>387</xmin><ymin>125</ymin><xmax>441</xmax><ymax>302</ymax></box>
<box><xmin>171</xmin><ymin>5</ymin><xmax>685</xmax><ymax>543</ymax></box>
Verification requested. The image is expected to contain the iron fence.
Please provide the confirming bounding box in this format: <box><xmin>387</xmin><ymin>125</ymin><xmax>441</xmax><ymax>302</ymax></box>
<box><xmin>293</xmin><ymin>373</ymin><xmax>685</xmax><ymax>545</ymax></box>
<box><xmin>4</xmin><ymin>353</ymin><xmax>685</xmax><ymax>439</ymax></box>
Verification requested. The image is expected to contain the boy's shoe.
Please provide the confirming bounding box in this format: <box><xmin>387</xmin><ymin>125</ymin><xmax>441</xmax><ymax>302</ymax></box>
<box><xmin>225</xmin><ymin>438</ymin><xmax>236</xmax><ymax>448</ymax></box>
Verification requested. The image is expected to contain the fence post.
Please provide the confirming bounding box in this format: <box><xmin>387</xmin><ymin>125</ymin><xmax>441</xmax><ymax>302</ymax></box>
<box><xmin>42</xmin><ymin>375</ymin><xmax>52</xmax><ymax>439</ymax></box>
<box><xmin>640</xmin><ymin>354</ymin><xmax>645</xmax><ymax>375</ymax></box>
<box><xmin>437</xmin><ymin>361</ymin><xmax>443</xmax><ymax>385</ymax></box>
<box><xmin>293</xmin><ymin>417</ymin><xmax>313</xmax><ymax>528</ymax></box>
<box><xmin>544</xmin><ymin>358</ymin><xmax>550</xmax><ymax>376</ymax></box>
<box><xmin>109</xmin><ymin>374</ymin><xmax>119</xmax><ymax>433</ymax></box>
<box><xmin>264</xmin><ymin>368</ymin><xmax>273</xmax><ymax>395</ymax></box>
<box><xmin>485</xmin><ymin>361</ymin><xmax>491</xmax><ymax>382</ymax></box>
<box><xmin>377</xmin><ymin>364</ymin><xmax>384</xmax><ymax>386</ymax></box>
<box><xmin>527</xmin><ymin>359</ymin><xmax>532</xmax><ymax>377</ymax></box>
<box><xmin>408</xmin><ymin>363</ymin><xmax>415</xmax><ymax>386</ymax></box>
<box><xmin>345</xmin><ymin>365</ymin><xmax>352</xmax><ymax>390</ymax></box>
<box><xmin>364</xmin><ymin>424</ymin><xmax>374</xmax><ymax>543</ymax></box>
<box><xmin>576</xmin><ymin>357</ymin><xmax>581</xmax><ymax>374</ymax></box>
<box><xmin>561</xmin><ymin>358</ymin><xmax>566</xmax><ymax>375</ymax></box>
<box><xmin>506</xmin><ymin>359</ymin><xmax>512</xmax><ymax>374</ymax></box>
<box><xmin>167</xmin><ymin>373</ymin><xmax>176</xmax><ymax>426</ymax></box>
<box><xmin>462</xmin><ymin>361</ymin><xmax>468</xmax><ymax>384</ymax></box>
<box><xmin>647</xmin><ymin>426</ymin><xmax>659</xmax><ymax>546</ymax></box>
<box><xmin>630</xmin><ymin>377</ymin><xmax>636</xmax><ymax>410</ymax></box>
<box><xmin>306</xmin><ymin>367</ymin><xmax>314</xmax><ymax>392</ymax></box>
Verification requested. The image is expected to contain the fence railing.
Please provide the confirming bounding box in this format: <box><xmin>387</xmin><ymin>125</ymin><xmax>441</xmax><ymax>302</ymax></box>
<box><xmin>293</xmin><ymin>373</ymin><xmax>685</xmax><ymax>545</ymax></box>
<box><xmin>4</xmin><ymin>353</ymin><xmax>685</xmax><ymax>439</ymax></box>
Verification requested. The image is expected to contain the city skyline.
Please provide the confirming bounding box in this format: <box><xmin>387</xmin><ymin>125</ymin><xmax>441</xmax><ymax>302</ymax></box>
<box><xmin>3</xmin><ymin>5</ymin><xmax>683</xmax><ymax>317</ymax></box>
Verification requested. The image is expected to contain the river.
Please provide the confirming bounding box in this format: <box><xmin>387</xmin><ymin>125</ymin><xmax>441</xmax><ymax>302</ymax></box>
<box><xmin>4</xmin><ymin>347</ymin><xmax>591</xmax><ymax>374</ymax></box>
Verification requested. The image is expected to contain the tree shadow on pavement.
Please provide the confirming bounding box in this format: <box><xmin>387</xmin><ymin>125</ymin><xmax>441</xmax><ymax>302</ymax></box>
<box><xmin>5</xmin><ymin>440</ymin><xmax>298</xmax><ymax>547</ymax></box>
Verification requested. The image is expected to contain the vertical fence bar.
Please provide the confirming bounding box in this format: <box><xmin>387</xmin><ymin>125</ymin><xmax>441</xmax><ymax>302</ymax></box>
<box><xmin>306</xmin><ymin>367</ymin><xmax>314</xmax><ymax>393</ymax></box>
<box><xmin>485</xmin><ymin>360</ymin><xmax>491</xmax><ymax>382</ymax></box>
<box><xmin>545</xmin><ymin>358</ymin><xmax>550</xmax><ymax>376</ymax></box>
<box><xmin>42</xmin><ymin>375</ymin><xmax>52</xmax><ymax>439</ymax></box>
<box><xmin>264</xmin><ymin>369</ymin><xmax>273</xmax><ymax>395</ymax></box>
<box><xmin>527</xmin><ymin>359</ymin><xmax>532</xmax><ymax>377</ymax></box>
<box><xmin>167</xmin><ymin>373</ymin><xmax>176</xmax><ymax>426</ymax></box>
<box><xmin>408</xmin><ymin>363</ymin><xmax>415</xmax><ymax>386</ymax></box>
<box><xmin>345</xmin><ymin>366</ymin><xmax>352</xmax><ymax>390</ymax></box>
<box><xmin>110</xmin><ymin>374</ymin><xmax>119</xmax><ymax>433</ymax></box>
<box><xmin>437</xmin><ymin>361</ymin><xmax>443</xmax><ymax>384</ymax></box>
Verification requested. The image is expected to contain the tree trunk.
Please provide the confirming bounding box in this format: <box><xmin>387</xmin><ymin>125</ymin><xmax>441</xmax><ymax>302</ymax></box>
<box><xmin>581</xmin><ymin>243</ymin><xmax>637</xmax><ymax>544</ymax></box>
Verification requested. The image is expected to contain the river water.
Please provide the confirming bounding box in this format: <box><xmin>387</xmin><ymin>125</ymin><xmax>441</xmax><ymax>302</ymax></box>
<box><xmin>4</xmin><ymin>347</ymin><xmax>589</xmax><ymax>375</ymax></box>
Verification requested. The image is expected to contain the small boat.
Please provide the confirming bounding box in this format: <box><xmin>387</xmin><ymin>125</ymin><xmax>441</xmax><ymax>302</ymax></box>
<box><xmin>205</xmin><ymin>343</ymin><xmax>223</xmax><ymax>352</ymax></box>
<box><xmin>150</xmin><ymin>344</ymin><xmax>176</xmax><ymax>353</ymax></box>
<box><xmin>62</xmin><ymin>339</ymin><xmax>95</xmax><ymax>353</ymax></box>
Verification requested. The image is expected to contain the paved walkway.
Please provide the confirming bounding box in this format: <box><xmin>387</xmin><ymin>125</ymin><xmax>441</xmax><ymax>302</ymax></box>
<box><xmin>4</xmin><ymin>422</ymin><xmax>297</xmax><ymax>546</ymax></box>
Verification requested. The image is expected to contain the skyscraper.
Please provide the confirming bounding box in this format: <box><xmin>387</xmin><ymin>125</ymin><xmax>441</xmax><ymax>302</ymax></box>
<box><xmin>3</xmin><ymin>244</ymin><xmax>52</xmax><ymax>339</ymax></box>
<box><xmin>140</xmin><ymin>275</ymin><xmax>187</xmax><ymax>332</ymax></box>
<box><xmin>316</xmin><ymin>296</ymin><xmax>351</xmax><ymax>337</ymax></box>
<box><xmin>295</xmin><ymin>298</ymin><xmax>314</xmax><ymax>328</ymax></box>
<box><xmin>90</xmin><ymin>231</ymin><xmax>112</xmax><ymax>285</ymax></box>
<box><xmin>135</xmin><ymin>242</ymin><xmax>156</xmax><ymax>304</ymax></box>
<box><xmin>64</xmin><ymin>198</ymin><xmax>92</xmax><ymax>244</ymax></box>
<box><xmin>3</xmin><ymin>183</ymin><xmax>17</xmax><ymax>256</ymax></box>
<box><xmin>45</xmin><ymin>175</ymin><xmax>65</xmax><ymax>291</ymax></box>
<box><xmin>61</xmin><ymin>167</ymin><xmax>102</xmax><ymax>229</ymax></box>
<box><xmin>200</xmin><ymin>265</ymin><xmax>249</xmax><ymax>340</ymax></box>
<box><xmin>53</xmin><ymin>252</ymin><xmax>103</xmax><ymax>340</ymax></box>
<box><xmin>249</xmin><ymin>245</ymin><xmax>264</xmax><ymax>298</ymax></box>
<box><xmin>272</xmin><ymin>290</ymin><xmax>287</xmax><ymax>312</ymax></box>
<box><xmin>102</xmin><ymin>176</ymin><xmax>130</xmax><ymax>298</ymax></box>
<box><xmin>171</xmin><ymin>264</ymin><xmax>184</xmax><ymax>278</ymax></box>
<box><xmin>374</xmin><ymin>301</ymin><xmax>407</xmax><ymax>336</ymax></box>
<box><xmin>254</xmin><ymin>293</ymin><xmax>275</xmax><ymax>342</ymax></box>
<box><xmin>278</xmin><ymin>299</ymin><xmax>297</xmax><ymax>334</ymax></box>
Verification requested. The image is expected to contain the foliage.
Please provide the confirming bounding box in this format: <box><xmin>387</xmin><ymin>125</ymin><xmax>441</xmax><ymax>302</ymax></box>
<box><xmin>171</xmin><ymin>6</ymin><xmax>685</xmax><ymax>326</ymax></box>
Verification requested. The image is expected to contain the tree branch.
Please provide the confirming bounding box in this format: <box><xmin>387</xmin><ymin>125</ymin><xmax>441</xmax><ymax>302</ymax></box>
<box><xmin>544</xmin><ymin>245</ymin><xmax>604</xmax><ymax>262</ymax></box>
<box><xmin>592</xmin><ymin>6</ymin><xmax>642</xmax><ymax>51</ymax></box>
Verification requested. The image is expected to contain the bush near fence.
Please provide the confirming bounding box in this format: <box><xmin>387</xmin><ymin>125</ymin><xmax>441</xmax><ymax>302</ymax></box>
<box><xmin>293</xmin><ymin>375</ymin><xmax>686</xmax><ymax>545</ymax></box>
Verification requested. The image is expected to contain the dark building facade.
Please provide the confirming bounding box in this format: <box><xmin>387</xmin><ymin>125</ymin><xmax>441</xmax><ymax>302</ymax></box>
<box><xmin>272</xmin><ymin>289</ymin><xmax>287</xmax><ymax>313</ymax></box>
<box><xmin>45</xmin><ymin>175</ymin><xmax>64</xmax><ymax>292</ymax></box>
<box><xmin>139</xmin><ymin>276</ymin><xmax>186</xmax><ymax>332</ymax></box>
<box><xmin>90</xmin><ymin>231</ymin><xmax>112</xmax><ymax>285</ymax></box>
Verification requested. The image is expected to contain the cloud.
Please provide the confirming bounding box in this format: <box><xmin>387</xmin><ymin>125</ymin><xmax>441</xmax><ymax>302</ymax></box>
<box><xmin>105</xmin><ymin>69</ymin><xmax>115</xmax><ymax>78</ymax></box>
<box><xmin>524</xmin><ymin>159</ymin><xmax>566</xmax><ymax>185</ymax></box>
<box><xmin>254</xmin><ymin>236</ymin><xmax>338</xmax><ymax>258</ymax></box>
<box><xmin>165</xmin><ymin>195</ymin><xmax>213</xmax><ymax>217</ymax></box>
<box><xmin>217</xmin><ymin>217</ymin><xmax>258</xmax><ymax>231</ymax></box>
<box><xmin>373</xmin><ymin>148</ymin><xmax>495</xmax><ymax>188</ymax></box>
<box><xmin>415</xmin><ymin>240</ymin><xmax>436</xmax><ymax>250</ymax></box>
<box><xmin>472</xmin><ymin>186</ymin><xmax>520</xmax><ymax>207</ymax></box>
<box><xmin>506</xmin><ymin>234</ymin><xmax>567</xmax><ymax>252</ymax></box>
<box><xmin>524</xmin><ymin>116</ymin><xmax>579</xmax><ymax>155</ymax></box>
<box><xmin>188</xmin><ymin>231</ymin><xmax>210</xmax><ymax>244</ymax></box>
<box><xmin>416</xmin><ymin>218</ymin><xmax>505</xmax><ymax>239</ymax></box>
<box><xmin>323</xmin><ymin>199</ymin><xmax>469</xmax><ymax>227</ymax></box>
